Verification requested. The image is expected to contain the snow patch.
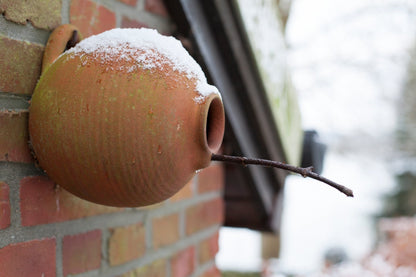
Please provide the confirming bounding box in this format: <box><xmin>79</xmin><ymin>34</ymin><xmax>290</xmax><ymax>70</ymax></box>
<box><xmin>65</xmin><ymin>28</ymin><xmax>220</xmax><ymax>103</ymax></box>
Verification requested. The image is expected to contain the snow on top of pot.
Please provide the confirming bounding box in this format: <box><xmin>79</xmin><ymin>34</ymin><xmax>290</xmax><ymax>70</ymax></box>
<box><xmin>65</xmin><ymin>28</ymin><xmax>220</xmax><ymax>103</ymax></box>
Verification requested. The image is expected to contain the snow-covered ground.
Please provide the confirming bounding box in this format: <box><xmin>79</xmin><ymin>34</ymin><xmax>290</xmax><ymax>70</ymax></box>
<box><xmin>217</xmin><ymin>0</ymin><xmax>416</xmax><ymax>274</ymax></box>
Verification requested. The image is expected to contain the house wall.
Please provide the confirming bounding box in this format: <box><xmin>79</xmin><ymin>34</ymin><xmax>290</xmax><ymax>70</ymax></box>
<box><xmin>0</xmin><ymin>0</ymin><xmax>224</xmax><ymax>276</ymax></box>
<box><xmin>234</xmin><ymin>0</ymin><xmax>303</xmax><ymax>166</ymax></box>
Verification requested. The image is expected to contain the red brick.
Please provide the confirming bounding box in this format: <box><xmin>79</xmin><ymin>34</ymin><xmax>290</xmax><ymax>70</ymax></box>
<box><xmin>152</xmin><ymin>213</ymin><xmax>180</xmax><ymax>249</ymax></box>
<box><xmin>118</xmin><ymin>0</ymin><xmax>138</xmax><ymax>6</ymax></box>
<box><xmin>0</xmin><ymin>112</ymin><xmax>33</xmax><ymax>163</ymax></box>
<box><xmin>70</xmin><ymin>0</ymin><xmax>116</xmax><ymax>37</ymax></box>
<box><xmin>145</xmin><ymin>0</ymin><xmax>168</xmax><ymax>17</ymax></box>
<box><xmin>198</xmin><ymin>232</ymin><xmax>219</xmax><ymax>264</ymax></box>
<box><xmin>0</xmin><ymin>182</ymin><xmax>10</xmax><ymax>229</ymax></box>
<box><xmin>170</xmin><ymin>179</ymin><xmax>194</xmax><ymax>202</ymax></box>
<box><xmin>197</xmin><ymin>164</ymin><xmax>224</xmax><ymax>193</ymax></box>
<box><xmin>121</xmin><ymin>16</ymin><xmax>149</xmax><ymax>29</ymax></box>
<box><xmin>171</xmin><ymin>246</ymin><xmax>195</xmax><ymax>277</ymax></box>
<box><xmin>0</xmin><ymin>238</ymin><xmax>56</xmax><ymax>277</ymax></box>
<box><xmin>186</xmin><ymin>198</ymin><xmax>224</xmax><ymax>235</ymax></box>
<box><xmin>0</xmin><ymin>35</ymin><xmax>43</xmax><ymax>95</ymax></box>
<box><xmin>109</xmin><ymin>222</ymin><xmax>146</xmax><ymax>266</ymax></box>
<box><xmin>0</xmin><ymin>0</ymin><xmax>61</xmax><ymax>29</ymax></box>
<box><xmin>20</xmin><ymin>176</ymin><xmax>121</xmax><ymax>226</ymax></box>
<box><xmin>200</xmin><ymin>265</ymin><xmax>221</xmax><ymax>277</ymax></box>
<box><xmin>377</xmin><ymin>218</ymin><xmax>416</xmax><ymax>268</ymax></box>
<box><xmin>63</xmin><ymin>230</ymin><xmax>102</xmax><ymax>276</ymax></box>
<box><xmin>120</xmin><ymin>259</ymin><xmax>167</xmax><ymax>277</ymax></box>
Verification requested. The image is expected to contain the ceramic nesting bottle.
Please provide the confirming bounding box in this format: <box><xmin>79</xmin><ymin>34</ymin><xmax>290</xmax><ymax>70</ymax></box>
<box><xmin>29</xmin><ymin>25</ymin><xmax>225</xmax><ymax>207</ymax></box>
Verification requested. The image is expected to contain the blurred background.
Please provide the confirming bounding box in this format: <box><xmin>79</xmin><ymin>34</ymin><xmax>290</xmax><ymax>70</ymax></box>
<box><xmin>217</xmin><ymin>0</ymin><xmax>416</xmax><ymax>275</ymax></box>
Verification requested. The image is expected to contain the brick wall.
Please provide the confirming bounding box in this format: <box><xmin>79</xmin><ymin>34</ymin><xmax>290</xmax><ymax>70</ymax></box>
<box><xmin>0</xmin><ymin>0</ymin><xmax>224</xmax><ymax>276</ymax></box>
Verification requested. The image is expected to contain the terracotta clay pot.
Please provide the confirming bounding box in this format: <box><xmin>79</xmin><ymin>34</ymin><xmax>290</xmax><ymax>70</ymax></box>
<box><xmin>29</xmin><ymin>25</ymin><xmax>225</xmax><ymax>207</ymax></box>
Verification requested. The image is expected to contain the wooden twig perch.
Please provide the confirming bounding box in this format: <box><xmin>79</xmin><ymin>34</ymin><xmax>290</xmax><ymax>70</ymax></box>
<box><xmin>211</xmin><ymin>154</ymin><xmax>354</xmax><ymax>197</ymax></box>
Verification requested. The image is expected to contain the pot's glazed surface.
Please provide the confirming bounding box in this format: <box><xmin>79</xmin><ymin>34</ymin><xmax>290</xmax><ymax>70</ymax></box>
<box><xmin>29</xmin><ymin>26</ymin><xmax>225</xmax><ymax>206</ymax></box>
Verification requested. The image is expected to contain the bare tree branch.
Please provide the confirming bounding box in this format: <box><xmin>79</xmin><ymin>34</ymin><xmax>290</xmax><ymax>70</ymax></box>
<box><xmin>211</xmin><ymin>154</ymin><xmax>354</xmax><ymax>197</ymax></box>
